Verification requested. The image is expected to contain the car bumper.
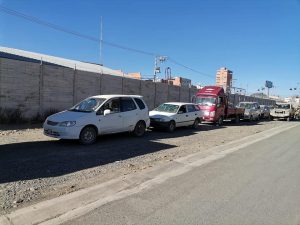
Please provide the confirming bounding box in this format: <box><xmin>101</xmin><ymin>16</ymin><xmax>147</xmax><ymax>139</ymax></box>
<box><xmin>201</xmin><ymin>116</ymin><xmax>215</xmax><ymax>123</ymax></box>
<box><xmin>150</xmin><ymin>120</ymin><xmax>170</xmax><ymax>129</ymax></box>
<box><xmin>43</xmin><ymin>123</ymin><xmax>82</xmax><ymax>139</ymax></box>
<box><xmin>270</xmin><ymin>114</ymin><xmax>289</xmax><ymax>118</ymax></box>
<box><xmin>243</xmin><ymin>114</ymin><xmax>252</xmax><ymax>120</ymax></box>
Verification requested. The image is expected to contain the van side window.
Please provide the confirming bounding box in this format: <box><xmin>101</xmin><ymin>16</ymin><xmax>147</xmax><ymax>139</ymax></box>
<box><xmin>134</xmin><ymin>98</ymin><xmax>146</xmax><ymax>110</ymax></box>
<box><xmin>98</xmin><ymin>98</ymin><xmax>120</xmax><ymax>115</ymax></box>
<box><xmin>121</xmin><ymin>98</ymin><xmax>137</xmax><ymax>112</ymax></box>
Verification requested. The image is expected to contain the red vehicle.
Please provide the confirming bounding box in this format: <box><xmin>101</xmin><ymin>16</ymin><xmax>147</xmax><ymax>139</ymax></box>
<box><xmin>194</xmin><ymin>86</ymin><xmax>244</xmax><ymax>126</ymax></box>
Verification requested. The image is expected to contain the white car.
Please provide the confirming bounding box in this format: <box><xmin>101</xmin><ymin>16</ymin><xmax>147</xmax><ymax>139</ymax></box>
<box><xmin>43</xmin><ymin>95</ymin><xmax>150</xmax><ymax>144</ymax></box>
<box><xmin>237</xmin><ymin>102</ymin><xmax>261</xmax><ymax>121</ymax></box>
<box><xmin>149</xmin><ymin>102</ymin><xmax>202</xmax><ymax>132</ymax></box>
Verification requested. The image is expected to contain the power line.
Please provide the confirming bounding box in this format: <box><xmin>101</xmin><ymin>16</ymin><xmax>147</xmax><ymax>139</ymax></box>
<box><xmin>0</xmin><ymin>4</ymin><xmax>214</xmax><ymax>79</ymax></box>
<box><xmin>168</xmin><ymin>58</ymin><xmax>214</xmax><ymax>78</ymax></box>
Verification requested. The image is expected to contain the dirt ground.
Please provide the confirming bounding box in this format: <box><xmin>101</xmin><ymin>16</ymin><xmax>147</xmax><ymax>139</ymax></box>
<box><xmin>0</xmin><ymin>120</ymin><xmax>287</xmax><ymax>215</ymax></box>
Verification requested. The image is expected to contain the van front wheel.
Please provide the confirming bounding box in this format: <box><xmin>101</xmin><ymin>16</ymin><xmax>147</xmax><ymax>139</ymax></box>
<box><xmin>79</xmin><ymin>126</ymin><xmax>97</xmax><ymax>145</ymax></box>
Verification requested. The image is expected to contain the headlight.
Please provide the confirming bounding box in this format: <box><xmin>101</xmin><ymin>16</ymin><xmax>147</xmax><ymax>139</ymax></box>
<box><xmin>59</xmin><ymin>121</ymin><xmax>76</xmax><ymax>127</ymax></box>
<box><xmin>204</xmin><ymin>111</ymin><xmax>210</xmax><ymax>116</ymax></box>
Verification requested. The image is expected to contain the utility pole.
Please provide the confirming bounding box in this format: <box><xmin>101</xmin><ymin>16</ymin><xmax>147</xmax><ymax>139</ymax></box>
<box><xmin>100</xmin><ymin>16</ymin><xmax>103</xmax><ymax>65</ymax></box>
<box><xmin>153</xmin><ymin>56</ymin><xmax>167</xmax><ymax>81</ymax></box>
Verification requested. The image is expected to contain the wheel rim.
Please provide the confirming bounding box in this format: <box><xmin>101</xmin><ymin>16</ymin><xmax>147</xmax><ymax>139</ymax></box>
<box><xmin>170</xmin><ymin>122</ymin><xmax>175</xmax><ymax>131</ymax></box>
<box><xmin>83</xmin><ymin>129</ymin><xmax>95</xmax><ymax>143</ymax></box>
<box><xmin>136</xmin><ymin>122</ymin><xmax>145</xmax><ymax>136</ymax></box>
<box><xmin>193</xmin><ymin>119</ymin><xmax>198</xmax><ymax>128</ymax></box>
<box><xmin>218</xmin><ymin>118</ymin><xmax>223</xmax><ymax>125</ymax></box>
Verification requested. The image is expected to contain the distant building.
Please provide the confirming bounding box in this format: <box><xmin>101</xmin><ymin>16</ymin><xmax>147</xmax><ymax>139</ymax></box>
<box><xmin>216</xmin><ymin>67</ymin><xmax>233</xmax><ymax>92</ymax></box>
<box><xmin>126</xmin><ymin>72</ymin><xmax>142</xmax><ymax>80</ymax></box>
<box><xmin>167</xmin><ymin>77</ymin><xmax>192</xmax><ymax>87</ymax></box>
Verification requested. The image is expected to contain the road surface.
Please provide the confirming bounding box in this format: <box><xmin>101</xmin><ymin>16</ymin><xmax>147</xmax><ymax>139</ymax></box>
<box><xmin>63</xmin><ymin>124</ymin><xmax>300</xmax><ymax>225</ymax></box>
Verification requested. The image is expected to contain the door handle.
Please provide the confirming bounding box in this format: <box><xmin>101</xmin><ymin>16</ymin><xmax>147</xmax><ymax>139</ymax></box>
<box><xmin>118</xmin><ymin>115</ymin><xmax>122</xmax><ymax>118</ymax></box>
<box><xmin>186</xmin><ymin>115</ymin><xmax>188</xmax><ymax>117</ymax></box>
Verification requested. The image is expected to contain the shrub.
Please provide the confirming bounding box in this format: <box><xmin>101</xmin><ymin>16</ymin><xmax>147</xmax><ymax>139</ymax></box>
<box><xmin>0</xmin><ymin>108</ymin><xmax>25</xmax><ymax>124</ymax></box>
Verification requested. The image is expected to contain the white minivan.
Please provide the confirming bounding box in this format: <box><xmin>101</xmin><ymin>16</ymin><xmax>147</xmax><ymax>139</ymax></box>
<box><xmin>43</xmin><ymin>95</ymin><xmax>150</xmax><ymax>144</ymax></box>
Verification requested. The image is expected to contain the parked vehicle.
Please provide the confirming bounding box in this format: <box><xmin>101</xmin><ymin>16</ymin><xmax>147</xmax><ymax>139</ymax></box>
<box><xmin>193</xmin><ymin>86</ymin><xmax>244</xmax><ymax>126</ymax></box>
<box><xmin>295</xmin><ymin>106</ymin><xmax>300</xmax><ymax>120</ymax></box>
<box><xmin>237</xmin><ymin>102</ymin><xmax>261</xmax><ymax>121</ymax></box>
<box><xmin>149</xmin><ymin>102</ymin><xmax>202</xmax><ymax>132</ymax></box>
<box><xmin>43</xmin><ymin>95</ymin><xmax>150</xmax><ymax>144</ymax></box>
<box><xmin>260</xmin><ymin>105</ymin><xmax>271</xmax><ymax>119</ymax></box>
<box><xmin>270</xmin><ymin>103</ymin><xmax>295</xmax><ymax>121</ymax></box>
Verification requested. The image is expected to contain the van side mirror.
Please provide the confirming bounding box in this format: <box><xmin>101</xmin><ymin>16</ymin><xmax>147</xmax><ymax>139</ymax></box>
<box><xmin>103</xmin><ymin>109</ymin><xmax>111</xmax><ymax>116</ymax></box>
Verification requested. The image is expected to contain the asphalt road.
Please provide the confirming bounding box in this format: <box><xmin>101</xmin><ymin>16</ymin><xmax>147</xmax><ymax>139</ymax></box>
<box><xmin>63</xmin><ymin>124</ymin><xmax>300</xmax><ymax>225</ymax></box>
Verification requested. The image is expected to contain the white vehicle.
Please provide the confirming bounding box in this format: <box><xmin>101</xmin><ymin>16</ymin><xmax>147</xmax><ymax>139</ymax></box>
<box><xmin>43</xmin><ymin>95</ymin><xmax>150</xmax><ymax>144</ymax></box>
<box><xmin>149</xmin><ymin>102</ymin><xmax>202</xmax><ymax>132</ymax></box>
<box><xmin>237</xmin><ymin>102</ymin><xmax>261</xmax><ymax>121</ymax></box>
<box><xmin>270</xmin><ymin>103</ymin><xmax>295</xmax><ymax>121</ymax></box>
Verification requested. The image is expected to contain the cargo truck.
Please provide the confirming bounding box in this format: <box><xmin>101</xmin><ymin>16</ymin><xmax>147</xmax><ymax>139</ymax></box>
<box><xmin>193</xmin><ymin>86</ymin><xmax>244</xmax><ymax>126</ymax></box>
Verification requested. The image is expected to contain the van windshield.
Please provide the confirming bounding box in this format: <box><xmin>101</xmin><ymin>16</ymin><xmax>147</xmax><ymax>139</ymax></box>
<box><xmin>275</xmin><ymin>104</ymin><xmax>290</xmax><ymax>109</ymax></box>
<box><xmin>69</xmin><ymin>98</ymin><xmax>106</xmax><ymax>112</ymax></box>
<box><xmin>238</xmin><ymin>103</ymin><xmax>253</xmax><ymax>109</ymax></box>
<box><xmin>195</xmin><ymin>96</ymin><xmax>216</xmax><ymax>106</ymax></box>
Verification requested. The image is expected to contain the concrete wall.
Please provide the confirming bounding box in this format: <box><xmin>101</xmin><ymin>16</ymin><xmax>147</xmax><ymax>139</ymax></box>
<box><xmin>0</xmin><ymin>57</ymin><xmax>202</xmax><ymax>119</ymax></box>
<box><xmin>0</xmin><ymin>57</ymin><xmax>275</xmax><ymax>120</ymax></box>
<box><xmin>0</xmin><ymin>58</ymin><xmax>40</xmax><ymax>118</ymax></box>
<box><xmin>75</xmin><ymin>70</ymin><xmax>101</xmax><ymax>104</ymax></box>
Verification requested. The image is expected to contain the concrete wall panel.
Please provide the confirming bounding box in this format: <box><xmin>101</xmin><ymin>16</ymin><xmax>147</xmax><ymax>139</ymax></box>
<box><xmin>100</xmin><ymin>74</ymin><xmax>122</xmax><ymax>95</ymax></box>
<box><xmin>75</xmin><ymin>70</ymin><xmax>101</xmax><ymax>103</ymax></box>
<box><xmin>168</xmin><ymin>85</ymin><xmax>180</xmax><ymax>102</ymax></box>
<box><xmin>141</xmin><ymin>81</ymin><xmax>155</xmax><ymax>110</ymax></box>
<box><xmin>43</xmin><ymin>65</ymin><xmax>74</xmax><ymax>111</ymax></box>
<box><xmin>155</xmin><ymin>83</ymin><xmax>168</xmax><ymax>107</ymax></box>
<box><xmin>123</xmin><ymin>77</ymin><xmax>141</xmax><ymax>95</ymax></box>
<box><xmin>0</xmin><ymin>58</ymin><xmax>40</xmax><ymax>118</ymax></box>
<box><xmin>180</xmin><ymin>87</ymin><xmax>190</xmax><ymax>102</ymax></box>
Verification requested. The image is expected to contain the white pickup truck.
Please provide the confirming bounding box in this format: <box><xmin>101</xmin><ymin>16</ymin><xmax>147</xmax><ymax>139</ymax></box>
<box><xmin>270</xmin><ymin>103</ymin><xmax>295</xmax><ymax>121</ymax></box>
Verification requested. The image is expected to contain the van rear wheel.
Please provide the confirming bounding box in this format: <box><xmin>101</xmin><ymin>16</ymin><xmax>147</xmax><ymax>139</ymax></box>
<box><xmin>133</xmin><ymin>121</ymin><xmax>146</xmax><ymax>137</ymax></box>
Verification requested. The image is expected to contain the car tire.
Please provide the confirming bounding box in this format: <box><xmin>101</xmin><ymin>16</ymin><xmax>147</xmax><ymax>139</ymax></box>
<box><xmin>191</xmin><ymin>118</ymin><xmax>200</xmax><ymax>129</ymax></box>
<box><xmin>133</xmin><ymin>121</ymin><xmax>146</xmax><ymax>137</ymax></box>
<box><xmin>168</xmin><ymin>121</ymin><xmax>176</xmax><ymax>132</ymax></box>
<box><xmin>249</xmin><ymin>115</ymin><xmax>253</xmax><ymax>122</ymax></box>
<box><xmin>235</xmin><ymin>115</ymin><xmax>240</xmax><ymax>124</ymax></box>
<box><xmin>79</xmin><ymin>126</ymin><xmax>97</xmax><ymax>145</ymax></box>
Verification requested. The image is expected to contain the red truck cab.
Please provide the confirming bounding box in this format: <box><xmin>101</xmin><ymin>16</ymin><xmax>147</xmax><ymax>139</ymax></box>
<box><xmin>194</xmin><ymin>86</ymin><xmax>244</xmax><ymax>125</ymax></box>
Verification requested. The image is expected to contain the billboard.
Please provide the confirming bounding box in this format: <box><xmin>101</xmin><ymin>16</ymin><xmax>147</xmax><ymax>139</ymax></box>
<box><xmin>265</xmin><ymin>80</ymin><xmax>273</xmax><ymax>88</ymax></box>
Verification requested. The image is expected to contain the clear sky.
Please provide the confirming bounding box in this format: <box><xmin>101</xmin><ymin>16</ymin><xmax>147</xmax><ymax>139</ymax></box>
<box><xmin>0</xmin><ymin>0</ymin><xmax>299</xmax><ymax>97</ymax></box>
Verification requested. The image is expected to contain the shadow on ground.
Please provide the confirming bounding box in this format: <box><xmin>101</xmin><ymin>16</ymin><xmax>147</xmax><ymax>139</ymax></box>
<box><xmin>0</xmin><ymin>119</ymin><xmax>269</xmax><ymax>184</ymax></box>
<box><xmin>0</xmin><ymin>125</ymin><xmax>220</xmax><ymax>184</ymax></box>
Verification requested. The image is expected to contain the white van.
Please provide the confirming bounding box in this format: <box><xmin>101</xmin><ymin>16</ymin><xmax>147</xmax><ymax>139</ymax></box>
<box><xmin>43</xmin><ymin>95</ymin><xmax>150</xmax><ymax>144</ymax></box>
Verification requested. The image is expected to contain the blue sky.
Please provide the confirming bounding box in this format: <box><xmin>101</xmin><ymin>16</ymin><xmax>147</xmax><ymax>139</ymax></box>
<box><xmin>0</xmin><ymin>0</ymin><xmax>299</xmax><ymax>97</ymax></box>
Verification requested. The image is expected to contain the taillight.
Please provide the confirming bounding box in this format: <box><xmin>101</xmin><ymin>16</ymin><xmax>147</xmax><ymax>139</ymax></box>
<box><xmin>210</xmin><ymin>111</ymin><xmax>215</xmax><ymax>117</ymax></box>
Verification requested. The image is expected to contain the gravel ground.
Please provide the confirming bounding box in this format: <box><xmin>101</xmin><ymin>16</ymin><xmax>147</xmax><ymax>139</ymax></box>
<box><xmin>0</xmin><ymin>120</ymin><xmax>287</xmax><ymax>215</ymax></box>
